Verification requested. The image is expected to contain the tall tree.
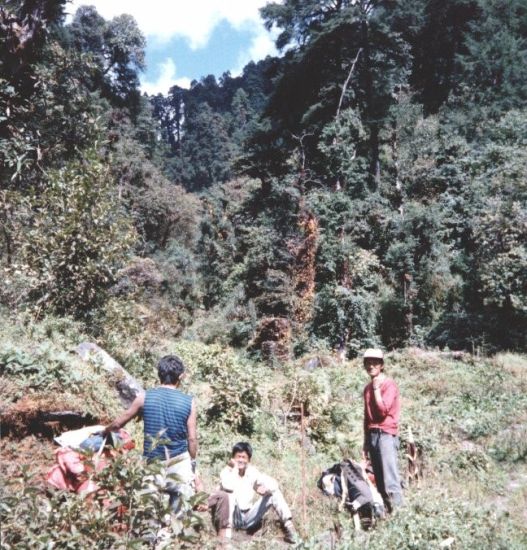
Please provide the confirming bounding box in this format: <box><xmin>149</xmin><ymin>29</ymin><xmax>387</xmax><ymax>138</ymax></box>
<box><xmin>67</xmin><ymin>6</ymin><xmax>146</xmax><ymax>109</ymax></box>
<box><xmin>455</xmin><ymin>0</ymin><xmax>527</xmax><ymax>115</ymax></box>
<box><xmin>165</xmin><ymin>103</ymin><xmax>234</xmax><ymax>191</ymax></box>
<box><xmin>252</xmin><ymin>0</ymin><xmax>411</xmax><ymax>187</ymax></box>
<box><xmin>405</xmin><ymin>0</ymin><xmax>479</xmax><ymax>113</ymax></box>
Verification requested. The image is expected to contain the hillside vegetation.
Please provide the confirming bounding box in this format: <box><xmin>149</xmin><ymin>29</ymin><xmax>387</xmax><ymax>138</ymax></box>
<box><xmin>1</xmin><ymin>317</ymin><xmax>526</xmax><ymax>548</ymax></box>
<box><xmin>1</xmin><ymin>0</ymin><xmax>526</xmax><ymax>547</ymax></box>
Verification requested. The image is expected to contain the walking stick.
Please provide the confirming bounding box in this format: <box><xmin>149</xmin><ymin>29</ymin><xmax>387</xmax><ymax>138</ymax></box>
<box><xmin>94</xmin><ymin>434</ymin><xmax>107</xmax><ymax>468</ymax></box>
<box><xmin>300</xmin><ymin>401</ymin><xmax>307</xmax><ymax>526</ymax></box>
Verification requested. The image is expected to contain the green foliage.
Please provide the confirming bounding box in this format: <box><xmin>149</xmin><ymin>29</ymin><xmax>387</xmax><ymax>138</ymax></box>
<box><xmin>0</xmin><ymin>315</ymin><xmax>122</xmax><ymax>423</ymax></box>
<box><xmin>0</xmin><ymin>453</ymin><xmax>205</xmax><ymax>549</ymax></box>
<box><xmin>196</xmin><ymin>179</ymin><xmax>256</xmax><ymax>310</ymax></box>
<box><xmin>0</xmin><ymin>42</ymin><xmax>104</xmax><ymax>186</ymax></box>
<box><xmin>301</xmin><ymin>491</ymin><xmax>527</xmax><ymax>549</ymax></box>
<box><xmin>2</xmin><ymin>316</ymin><xmax>527</xmax><ymax>548</ymax></box>
<box><xmin>184</xmin><ymin>287</ymin><xmax>257</xmax><ymax>348</ymax></box>
<box><xmin>204</xmin><ymin>360</ymin><xmax>262</xmax><ymax>436</ymax></box>
<box><xmin>171</xmin><ymin>341</ymin><xmax>264</xmax><ymax>436</ymax></box>
<box><xmin>16</xmin><ymin>148</ymin><xmax>136</xmax><ymax>316</ymax></box>
<box><xmin>167</xmin><ymin>103</ymin><xmax>234</xmax><ymax>191</ymax></box>
<box><xmin>456</xmin><ymin>0</ymin><xmax>527</xmax><ymax>114</ymax></box>
<box><xmin>281</xmin><ymin>364</ymin><xmax>363</xmax><ymax>454</ymax></box>
<box><xmin>405</xmin><ymin>0</ymin><xmax>479</xmax><ymax>113</ymax></box>
<box><xmin>489</xmin><ymin>424</ymin><xmax>527</xmax><ymax>463</ymax></box>
<box><xmin>313</xmin><ymin>246</ymin><xmax>385</xmax><ymax>353</ymax></box>
<box><xmin>68</xmin><ymin>6</ymin><xmax>146</xmax><ymax>108</ymax></box>
<box><xmin>152</xmin><ymin>243</ymin><xmax>202</xmax><ymax>324</ymax></box>
<box><xmin>2</xmin><ymin>19</ymin><xmax>527</xmax><ymax>550</ymax></box>
<box><xmin>318</xmin><ymin>108</ymin><xmax>368</xmax><ymax>192</ymax></box>
<box><xmin>258</xmin><ymin>0</ymin><xmax>412</xmax><ymax>183</ymax></box>
<box><xmin>4</xmin><ymin>0</ymin><xmax>527</xmax><ymax>353</ymax></box>
<box><xmin>0</xmin><ymin>346</ymin><xmax>83</xmax><ymax>396</ymax></box>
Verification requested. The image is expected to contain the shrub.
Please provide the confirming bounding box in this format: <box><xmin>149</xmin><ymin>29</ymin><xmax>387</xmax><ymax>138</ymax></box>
<box><xmin>16</xmin><ymin>147</ymin><xmax>136</xmax><ymax>318</ymax></box>
<box><xmin>172</xmin><ymin>341</ymin><xmax>264</xmax><ymax>436</ymax></box>
<box><xmin>279</xmin><ymin>361</ymin><xmax>364</xmax><ymax>455</ymax></box>
<box><xmin>301</xmin><ymin>491</ymin><xmax>527</xmax><ymax>549</ymax></box>
<box><xmin>0</xmin><ymin>316</ymin><xmax>123</xmax><ymax>429</ymax></box>
<box><xmin>0</xmin><ymin>452</ymin><xmax>206</xmax><ymax>549</ymax></box>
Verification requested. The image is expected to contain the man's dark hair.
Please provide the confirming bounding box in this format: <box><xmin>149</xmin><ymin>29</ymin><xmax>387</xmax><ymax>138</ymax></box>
<box><xmin>231</xmin><ymin>441</ymin><xmax>253</xmax><ymax>459</ymax></box>
<box><xmin>157</xmin><ymin>355</ymin><xmax>185</xmax><ymax>384</ymax></box>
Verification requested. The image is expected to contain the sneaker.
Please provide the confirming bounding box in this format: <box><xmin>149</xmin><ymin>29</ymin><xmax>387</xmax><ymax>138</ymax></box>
<box><xmin>283</xmin><ymin>519</ymin><xmax>300</xmax><ymax>544</ymax></box>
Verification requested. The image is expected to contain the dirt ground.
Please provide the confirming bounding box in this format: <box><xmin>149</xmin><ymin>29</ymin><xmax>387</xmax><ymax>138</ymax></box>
<box><xmin>0</xmin><ymin>434</ymin><xmax>56</xmax><ymax>488</ymax></box>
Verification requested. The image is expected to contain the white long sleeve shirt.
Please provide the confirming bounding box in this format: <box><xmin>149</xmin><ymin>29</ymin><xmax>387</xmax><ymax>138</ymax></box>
<box><xmin>219</xmin><ymin>464</ymin><xmax>279</xmax><ymax>510</ymax></box>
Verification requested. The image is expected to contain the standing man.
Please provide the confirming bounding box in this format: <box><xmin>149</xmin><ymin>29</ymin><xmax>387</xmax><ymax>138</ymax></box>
<box><xmin>104</xmin><ymin>355</ymin><xmax>197</xmax><ymax>510</ymax></box>
<box><xmin>362</xmin><ymin>348</ymin><xmax>403</xmax><ymax>512</ymax></box>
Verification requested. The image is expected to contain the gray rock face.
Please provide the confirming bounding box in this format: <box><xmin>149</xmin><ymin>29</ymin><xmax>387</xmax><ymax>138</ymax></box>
<box><xmin>76</xmin><ymin>342</ymin><xmax>144</xmax><ymax>408</ymax></box>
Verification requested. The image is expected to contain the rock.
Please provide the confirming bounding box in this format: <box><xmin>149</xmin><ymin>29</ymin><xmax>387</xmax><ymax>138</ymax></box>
<box><xmin>76</xmin><ymin>343</ymin><xmax>144</xmax><ymax>408</ymax></box>
<box><xmin>304</xmin><ymin>357</ymin><xmax>321</xmax><ymax>371</ymax></box>
<box><xmin>251</xmin><ymin>317</ymin><xmax>292</xmax><ymax>364</ymax></box>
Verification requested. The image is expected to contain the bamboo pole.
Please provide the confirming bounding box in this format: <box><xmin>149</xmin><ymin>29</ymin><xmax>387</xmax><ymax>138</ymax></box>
<box><xmin>300</xmin><ymin>401</ymin><xmax>307</xmax><ymax>526</ymax></box>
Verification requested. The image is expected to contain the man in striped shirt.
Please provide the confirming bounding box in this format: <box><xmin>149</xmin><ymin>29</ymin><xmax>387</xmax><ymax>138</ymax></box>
<box><xmin>104</xmin><ymin>355</ymin><xmax>197</xmax><ymax>511</ymax></box>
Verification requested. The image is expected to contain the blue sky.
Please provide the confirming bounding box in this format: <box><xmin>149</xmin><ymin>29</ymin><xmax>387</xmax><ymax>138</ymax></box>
<box><xmin>67</xmin><ymin>0</ymin><xmax>279</xmax><ymax>94</ymax></box>
<box><xmin>146</xmin><ymin>20</ymin><xmax>260</xmax><ymax>87</ymax></box>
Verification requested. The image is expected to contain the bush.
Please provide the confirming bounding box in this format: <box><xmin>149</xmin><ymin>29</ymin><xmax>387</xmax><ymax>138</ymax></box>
<box><xmin>16</xmin><ymin>147</ymin><xmax>136</xmax><ymax>318</ymax></box>
<box><xmin>172</xmin><ymin>341</ymin><xmax>264</xmax><ymax>436</ymax></box>
<box><xmin>279</xmin><ymin>361</ymin><xmax>364</xmax><ymax>455</ymax></box>
<box><xmin>301</xmin><ymin>491</ymin><xmax>527</xmax><ymax>549</ymax></box>
<box><xmin>0</xmin><ymin>315</ymin><xmax>123</xmax><ymax>430</ymax></box>
<box><xmin>0</xmin><ymin>451</ymin><xmax>206</xmax><ymax>549</ymax></box>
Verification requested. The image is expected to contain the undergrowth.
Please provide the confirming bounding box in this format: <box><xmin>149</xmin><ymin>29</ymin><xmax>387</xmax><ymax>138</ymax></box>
<box><xmin>1</xmin><ymin>315</ymin><xmax>526</xmax><ymax>548</ymax></box>
<box><xmin>1</xmin><ymin>451</ymin><xmax>207</xmax><ymax>549</ymax></box>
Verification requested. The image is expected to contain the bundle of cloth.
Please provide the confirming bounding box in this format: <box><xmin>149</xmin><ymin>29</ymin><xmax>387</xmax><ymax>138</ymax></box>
<box><xmin>46</xmin><ymin>425</ymin><xmax>134</xmax><ymax>496</ymax></box>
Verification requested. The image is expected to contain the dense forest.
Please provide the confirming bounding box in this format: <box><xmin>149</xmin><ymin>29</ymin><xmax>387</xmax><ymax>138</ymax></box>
<box><xmin>1</xmin><ymin>1</ymin><xmax>527</xmax><ymax>548</ymax></box>
<box><xmin>1</xmin><ymin>0</ymin><xmax>526</xmax><ymax>357</ymax></box>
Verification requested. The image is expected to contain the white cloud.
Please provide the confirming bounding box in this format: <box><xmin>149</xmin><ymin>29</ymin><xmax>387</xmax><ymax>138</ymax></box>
<box><xmin>67</xmin><ymin>0</ymin><xmax>272</xmax><ymax>49</ymax></box>
<box><xmin>231</xmin><ymin>25</ymin><xmax>278</xmax><ymax>76</ymax></box>
<box><xmin>140</xmin><ymin>58</ymin><xmax>191</xmax><ymax>95</ymax></box>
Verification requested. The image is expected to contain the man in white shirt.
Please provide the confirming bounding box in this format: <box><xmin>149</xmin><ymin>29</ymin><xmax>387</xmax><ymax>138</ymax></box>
<box><xmin>208</xmin><ymin>441</ymin><xmax>298</xmax><ymax>544</ymax></box>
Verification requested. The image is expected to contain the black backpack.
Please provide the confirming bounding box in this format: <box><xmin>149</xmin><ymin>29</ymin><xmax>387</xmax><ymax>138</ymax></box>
<box><xmin>317</xmin><ymin>459</ymin><xmax>384</xmax><ymax>518</ymax></box>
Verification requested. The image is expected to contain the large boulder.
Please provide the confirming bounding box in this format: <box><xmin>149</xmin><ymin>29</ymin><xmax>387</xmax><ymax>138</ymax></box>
<box><xmin>76</xmin><ymin>343</ymin><xmax>143</xmax><ymax>408</ymax></box>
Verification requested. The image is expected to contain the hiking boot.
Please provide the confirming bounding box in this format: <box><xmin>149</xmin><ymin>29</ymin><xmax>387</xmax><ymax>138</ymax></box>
<box><xmin>283</xmin><ymin>519</ymin><xmax>300</xmax><ymax>544</ymax></box>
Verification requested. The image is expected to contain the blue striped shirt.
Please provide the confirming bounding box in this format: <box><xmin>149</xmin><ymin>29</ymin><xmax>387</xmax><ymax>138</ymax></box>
<box><xmin>143</xmin><ymin>387</ymin><xmax>193</xmax><ymax>461</ymax></box>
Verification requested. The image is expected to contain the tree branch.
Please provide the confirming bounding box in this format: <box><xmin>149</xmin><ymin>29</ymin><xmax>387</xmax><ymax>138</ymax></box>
<box><xmin>336</xmin><ymin>48</ymin><xmax>362</xmax><ymax>119</ymax></box>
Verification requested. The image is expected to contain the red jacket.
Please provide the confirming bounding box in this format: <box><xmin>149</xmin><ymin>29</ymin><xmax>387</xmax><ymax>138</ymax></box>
<box><xmin>363</xmin><ymin>378</ymin><xmax>400</xmax><ymax>436</ymax></box>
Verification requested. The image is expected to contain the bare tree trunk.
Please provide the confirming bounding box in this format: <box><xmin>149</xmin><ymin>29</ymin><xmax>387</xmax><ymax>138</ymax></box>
<box><xmin>361</xmin><ymin>17</ymin><xmax>380</xmax><ymax>189</ymax></box>
<box><xmin>336</xmin><ymin>48</ymin><xmax>363</xmax><ymax>119</ymax></box>
<box><xmin>391</xmin><ymin>119</ymin><xmax>404</xmax><ymax>218</ymax></box>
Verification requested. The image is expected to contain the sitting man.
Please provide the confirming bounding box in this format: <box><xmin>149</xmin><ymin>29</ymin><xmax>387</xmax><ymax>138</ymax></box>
<box><xmin>208</xmin><ymin>442</ymin><xmax>298</xmax><ymax>544</ymax></box>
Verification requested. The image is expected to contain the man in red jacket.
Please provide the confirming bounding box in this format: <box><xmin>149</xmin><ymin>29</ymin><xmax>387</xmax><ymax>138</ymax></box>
<box><xmin>362</xmin><ymin>348</ymin><xmax>403</xmax><ymax>512</ymax></box>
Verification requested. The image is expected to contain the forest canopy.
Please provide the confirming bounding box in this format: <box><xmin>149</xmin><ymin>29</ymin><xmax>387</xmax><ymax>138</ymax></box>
<box><xmin>1</xmin><ymin>0</ymin><xmax>526</xmax><ymax>355</ymax></box>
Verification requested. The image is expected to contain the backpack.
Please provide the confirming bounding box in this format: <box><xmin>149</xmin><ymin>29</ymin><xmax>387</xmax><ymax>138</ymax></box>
<box><xmin>317</xmin><ymin>459</ymin><xmax>384</xmax><ymax>518</ymax></box>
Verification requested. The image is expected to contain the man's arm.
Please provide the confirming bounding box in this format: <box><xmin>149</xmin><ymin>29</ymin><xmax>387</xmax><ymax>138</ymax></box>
<box><xmin>363</xmin><ymin>389</ymin><xmax>369</xmax><ymax>459</ymax></box>
<box><xmin>372</xmin><ymin>380</ymin><xmax>397</xmax><ymax>418</ymax></box>
<box><xmin>187</xmin><ymin>398</ymin><xmax>198</xmax><ymax>459</ymax></box>
<box><xmin>219</xmin><ymin>464</ymin><xmax>238</xmax><ymax>492</ymax></box>
<box><xmin>104</xmin><ymin>392</ymin><xmax>145</xmax><ymax>434</ymax></box>
<box><xmin>254</xmin><ymin>469</ymin><xmax>278</xmax><ymax>495</ymax></box>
